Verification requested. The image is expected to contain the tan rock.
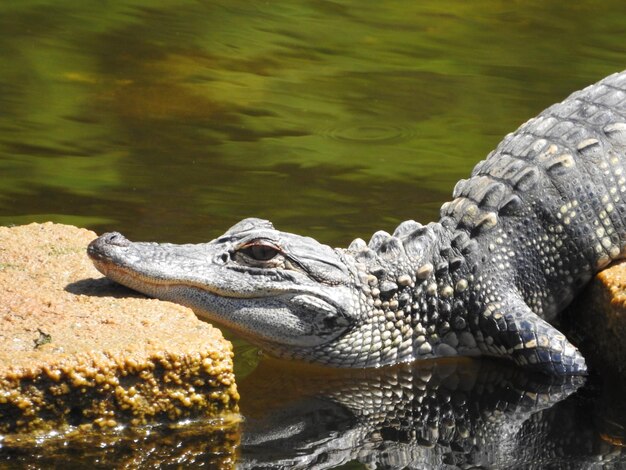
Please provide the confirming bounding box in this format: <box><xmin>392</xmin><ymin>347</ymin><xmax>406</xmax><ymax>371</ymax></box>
<box><xmin>567</xmin><ymin>260</ymin><xmax>626</xmax><ymax>376</ymax></box>
<box><xmin>0</xmin><ymin>222</ymin><xmax>239</xmax><ymax>434</ymax></box>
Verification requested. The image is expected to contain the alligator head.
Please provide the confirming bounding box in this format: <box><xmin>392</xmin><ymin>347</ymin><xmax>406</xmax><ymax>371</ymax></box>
<box><xmin>88</xmin><ymin>218</ymin><xmax>371</xmax><ymax>363</ymax></box>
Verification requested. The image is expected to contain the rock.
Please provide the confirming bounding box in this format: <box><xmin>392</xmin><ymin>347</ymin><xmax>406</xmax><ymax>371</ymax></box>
<box><xmin>0</xmin><ymin>223</ymin><xmax>239</xmax><ymax>434</ymax></box>
<box><xmin>1</xmin><ymin>419</ymin><xmax>239</xmax><ymax>467</ymax></box>
<box><xmin>566</xmin><ymin>260</ymin><xmax>626</xmax><ymax>377</ymax></box>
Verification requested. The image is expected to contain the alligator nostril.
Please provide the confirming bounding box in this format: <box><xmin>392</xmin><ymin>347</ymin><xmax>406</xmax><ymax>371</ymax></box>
<box><xmin>102</xmin><ymin>232</ymin><xmax>129</xmax><ymax>247</ymax></box>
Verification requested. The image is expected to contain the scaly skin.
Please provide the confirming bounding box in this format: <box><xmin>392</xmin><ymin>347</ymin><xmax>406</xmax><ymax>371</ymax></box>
<box><xmin>88</xmin><ymin>71</ymin><xmax>626</xmax><ymax>375</ymax></box>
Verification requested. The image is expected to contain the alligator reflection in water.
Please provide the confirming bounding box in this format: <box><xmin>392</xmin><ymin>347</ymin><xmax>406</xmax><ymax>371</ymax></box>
<box><xmin>237</xmin><ymin>358</ymin><xmax>621</xmax><ymax>469</ymax></box>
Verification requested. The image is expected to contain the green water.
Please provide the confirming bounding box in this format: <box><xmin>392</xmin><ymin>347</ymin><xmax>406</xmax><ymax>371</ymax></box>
<box><xmin>3</xmin><ymin>1</ymin><xmax>624</xmax><ymax>245</ymax></box>
<box><xmin>2</xmin><ymin>0</ymin><xmax>626</xmax><ymax>467</ymax></box>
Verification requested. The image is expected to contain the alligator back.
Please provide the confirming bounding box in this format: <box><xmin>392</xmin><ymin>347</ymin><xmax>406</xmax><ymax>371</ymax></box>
<box><xmin>441</xmin><ymin>71</ymin><xmax>626</xmax><ymax>319</ymax></box>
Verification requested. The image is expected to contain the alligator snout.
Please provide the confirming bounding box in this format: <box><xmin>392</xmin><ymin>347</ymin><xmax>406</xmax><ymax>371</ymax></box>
<box><xmin>87</xmin><ymin>232</ymin><xmax>130</xmax><ymax>261</ymax></box>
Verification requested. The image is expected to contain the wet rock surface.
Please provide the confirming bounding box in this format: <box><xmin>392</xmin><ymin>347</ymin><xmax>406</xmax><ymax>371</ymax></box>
<box><xmin>0</xmin><ymin>419</ymin><xmax>240</xmax><ymax>469</ymax></box>
<box><xmin>0</xmin><ymin>223</ymin><xmax>239</xmax><ymax>435</ymax></box>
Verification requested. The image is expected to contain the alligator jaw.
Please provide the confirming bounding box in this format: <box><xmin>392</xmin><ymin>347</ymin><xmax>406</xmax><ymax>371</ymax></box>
<box><xmin>88</xmin><ymin>232</ymin><xmax>225</xmax><ymax>297</ymax></box>
<box><xmin>89</xmin><ymin>232</ymin><xmax>273</xmax><ymax>299</ymax></box>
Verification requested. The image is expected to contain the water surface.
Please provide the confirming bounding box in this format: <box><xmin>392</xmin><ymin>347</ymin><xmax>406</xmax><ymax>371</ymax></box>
<box><xmin>2</xmin><ymin>1</ymin><xmax>626</xmax><ymax>467</ymax></box>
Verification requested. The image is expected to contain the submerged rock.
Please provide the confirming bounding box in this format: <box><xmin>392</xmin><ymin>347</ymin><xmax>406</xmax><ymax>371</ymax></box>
<box><xmin>0</xmin><ymin>222</ymin><xmax>239</xmax><ymax>435</ymax></box>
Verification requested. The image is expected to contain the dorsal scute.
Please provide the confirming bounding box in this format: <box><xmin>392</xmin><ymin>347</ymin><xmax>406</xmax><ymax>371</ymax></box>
<box><xmin>451</xmin><ymin>231</ymin><xmax>470</xmax><ymax>250</ymax></box>
<box><xmin>499</xmin><ymin>132</ymin><xmax>536</xmax><ymax>158</ymax></box>
<box><xmin>452</xmin><ymin>179</ymin><xmax>469</xmax><ymax>198</ymax></box>
<box><xmin>453</xmin><ymin>175</ymin><xmax>508</xmax><ymax>209</ymax></box>
<box><xmin>377</xmin><ymin>237</ymin><xmax>406</xmax><ymax>261</ymax></box>
<box><xmin>491</xmin><ymin>156</ymin><xmax>527</xmax><ymax>180</ymax></box>
<box><xmin>368</xmin><ymin>230</ymin><xmax>392</xmax><ymax>251</ymax></box>
<box><xmin>370</xmin><ymin>221</ymin><xmax>439</xmax><ymax>261</ymax></box>
<box><xmin>499</xmin><ymin>194</ymin><xmax>523</xmax><ymax>215</ymax></box>
<box><xmin>392</xmin><ymin>220</ymin><xmax>423</xmax><ymax>238</ymax></box>
<box><xmin>441</xmin><ymin>148</ymin><xmax>552</xmax><ymax>231</ymax></box>
<box><xmin>348</xmin><ymin>238</ymin><xmax>367</xmax><ymax>251</ymax></box>
<box><xmin>354</xmin><ymin>246</ymin><xmax>377</xmax><ymax>264</ymax></box>
<box><xmin>440</xmin><ymin>196</ymin><xmax>499</xmax><ymax>234</ymax></box>
<box><xmin>511</xmin><ymin>166</ymin><xmax>540</xmax><ymax>191</ymax></box>
<box><xmin>604</xmin><ymin>122</ymin><xmax>626</xmax><ymax>146</ymax></box>
<box><xmin>368</xmin><ymin>230</ymin><xmax>407</xmax><ymax>262</ymax></box>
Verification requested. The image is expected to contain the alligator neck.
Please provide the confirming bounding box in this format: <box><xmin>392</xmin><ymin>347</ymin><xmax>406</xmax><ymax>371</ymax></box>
<box><xmin>302</xmin><ymin>219</ymin><xmax>483</xmax><ymax>367</ymax></box>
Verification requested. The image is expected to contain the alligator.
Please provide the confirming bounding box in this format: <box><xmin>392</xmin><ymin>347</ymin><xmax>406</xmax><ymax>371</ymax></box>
<box><xmin>88</xmin><ymin>70</ymin><xmax>626</xmax><ymax>376</ymax></box>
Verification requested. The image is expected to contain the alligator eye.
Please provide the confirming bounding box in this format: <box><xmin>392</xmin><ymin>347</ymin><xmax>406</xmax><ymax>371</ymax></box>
<box><xmin>240</xmin><ymin>244</ymin><xmax>280</xmax><ymax>261</ymax></box>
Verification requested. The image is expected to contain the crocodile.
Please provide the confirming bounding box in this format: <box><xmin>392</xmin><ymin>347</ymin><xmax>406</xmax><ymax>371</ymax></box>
<box><xmin>88</xmin><ymin>70</ymin><xmax>626</xmax><ymax>375</ymax></box>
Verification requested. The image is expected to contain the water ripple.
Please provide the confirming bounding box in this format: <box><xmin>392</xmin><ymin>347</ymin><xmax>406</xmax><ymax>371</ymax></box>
<box><xmin>321</xmin><ymin>124</ymin><xmax>415</xmax><ymax>144</ymax></box>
